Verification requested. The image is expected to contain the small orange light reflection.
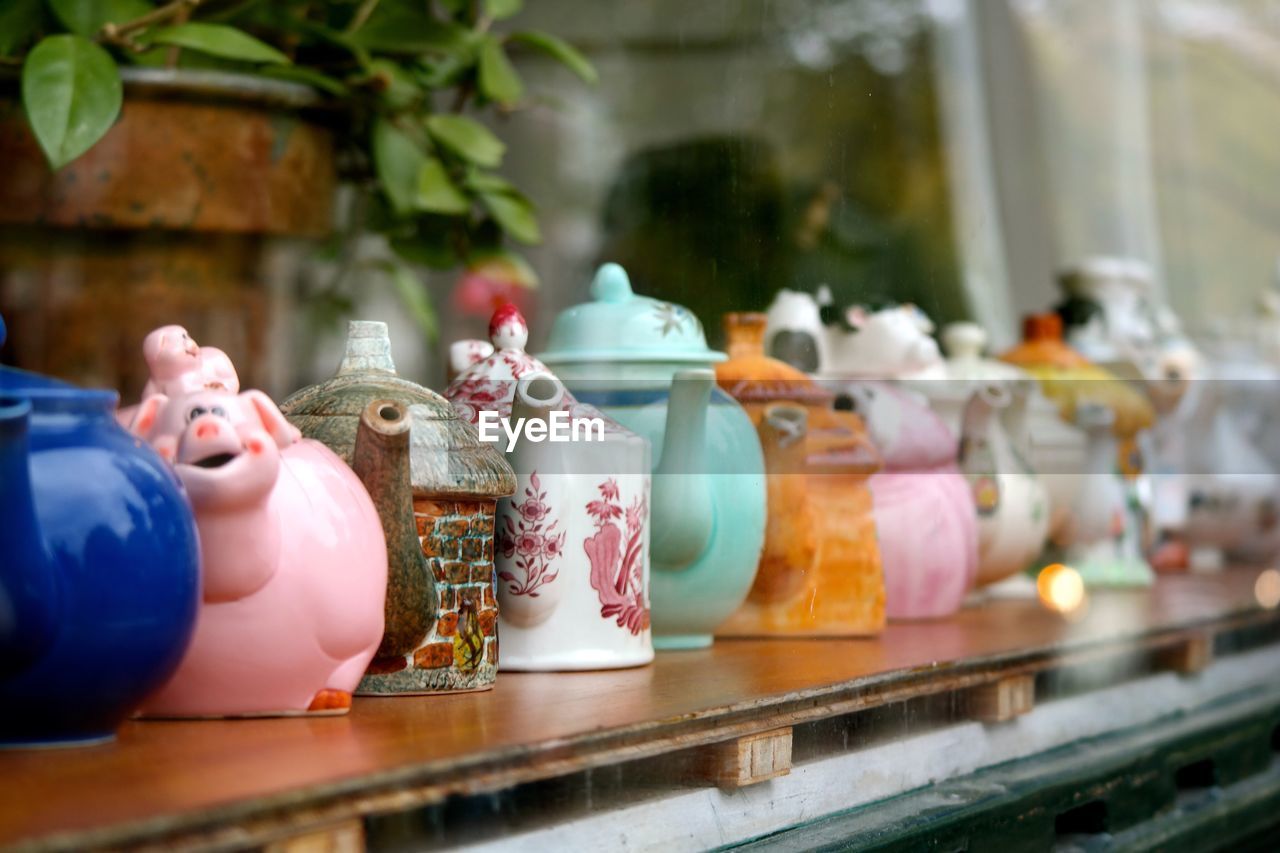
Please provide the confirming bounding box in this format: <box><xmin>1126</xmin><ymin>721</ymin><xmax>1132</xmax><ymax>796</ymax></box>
<box><xmin>1037</xmin><ymin>563</ymin><xmax>1086</xmax><ymax>615</ymax></box>
<box><xmin>1255</xmin><ymin>569</ymin><xmax>1280</xmax><ymax>610</ymax></box>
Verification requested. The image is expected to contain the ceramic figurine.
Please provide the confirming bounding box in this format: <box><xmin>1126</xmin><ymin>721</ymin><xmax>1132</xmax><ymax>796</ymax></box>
<box><xmin>763</xmin><ymin>288</ymin><xmax>828</xmax><ymax>373</ymax></box>
<box><xmin>763</xmin><ymin>289</ymin><xmax>945</xmax><ymax>380</ymax></box>
<box><xmin>821</xmin><ymin>303</ymin><xmax>946</xmax><ymax>380</ymax></box>
<box><xmin>1056</xmin><ymin>257</ymin><xmax>1162</xmax><ymax>371</ymax></box>
<box><xmin>1000</xmin><ymin>313</ymin><xmax>1155</xmax><ymax>586</ymax></box>
<box><xmin>713</xmin><ymin>312</ymin><xmax>885</xmax><ymax>637</ymax></box>
<box><xmin>0</xmin><ymin>320</ymin><xmax>201</xmax><ymax>746</ymax></box>
<box><xmin>922</xmin><ymin>321</ymin><xmax>1087</xmax><ymax>544</ymax></box>
<box><xmin>445</xmin><ymin>306</ymin><xmax>653</xmax><ymax>671</ymax></box>
<box><xmin>998</xmin><ymin>312</ymin><xmax>1162</xmax><ymax>584</ymax></box>
<box><xmin>1042</xmin><ymin>404</ymin><xmax>1153</xmax><ymax>586</ymax></box>
<box><xmin>128</xmin><ymin>330</ymin><xmax>388</xmax><ymax>716</ymax></box>
<box><xmin>282</xmin><ymin>321</ymin><xmax>515</xmax><ymax>692</ymax></box>
<box><xmin>538</xmin><ymin>264</ymin><xmax>766</xmax><ymax>649</ymax></box>
<box><xmin>957</xmin><ymin>385</ymin><xmax>1050</xmax><ymax>585</ymax></box>
<box><xmin>839</xmin><ymin>381</ymin><xmax>980</xmax><ymax>618</ymax></box>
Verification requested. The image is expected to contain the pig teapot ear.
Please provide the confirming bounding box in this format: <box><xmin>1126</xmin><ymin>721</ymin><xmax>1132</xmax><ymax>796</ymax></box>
<box><xmin>239</xmin><ymin>390</ymin><xmax>302</xmax><ymax>448</ymax></box>
<box><xmin>129</xmin><ymin>393</ymin><xmax>170</xmax><ymax>439</ymax></box>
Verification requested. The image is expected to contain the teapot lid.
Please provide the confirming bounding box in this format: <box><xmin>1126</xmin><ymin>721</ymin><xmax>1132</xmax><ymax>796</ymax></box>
<box><xmin>538</xmin><ymin>264</ymin><xmax>725</xmax><ymax>366</ymax></box>
<box><xmin>444</xmin><ymin>305</ymin><xmax>633</xmax><ymax>438</ymax></box>
<box><xmin>444</xmin><ymin>305</ymin><xmax>568</xmax><ymax>422</ymax></box>
<box><xmin>940</xmin><ymin>322</ymin><xmax>1028</xmax><ymax>383</ymax></box>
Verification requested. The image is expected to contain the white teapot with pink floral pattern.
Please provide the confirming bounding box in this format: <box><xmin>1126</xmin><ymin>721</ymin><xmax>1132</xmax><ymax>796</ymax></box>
<box><xmin>446</xmin><ymin>305</ymin><xmax>654</xmax><ymax>671</ymax></box>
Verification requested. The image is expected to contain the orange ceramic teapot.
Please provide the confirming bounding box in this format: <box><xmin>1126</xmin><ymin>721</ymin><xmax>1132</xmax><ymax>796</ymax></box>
<box><xmin>714</xmin><ymin>313</ymin><xmax>885</xmax><ymax>637</ymax></box>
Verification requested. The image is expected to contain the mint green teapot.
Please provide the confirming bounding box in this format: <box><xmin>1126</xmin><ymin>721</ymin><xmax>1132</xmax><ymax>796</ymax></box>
<box><xmin>538</xmin><ymin>264</ymin><xmax>765</xmax><ymax>649</ymax></box>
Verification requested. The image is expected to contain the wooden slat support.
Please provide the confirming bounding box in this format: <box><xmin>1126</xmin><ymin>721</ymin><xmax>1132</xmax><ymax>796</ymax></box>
<box><xmin>1156</xmin><ymin>632</ymin><xmax>1214</xmax><ymax>675</ymax></box>
<box><xmin>264</xmin><ymin>818</ymin><xmax>365</xmax><ymax>853</ymax></box>
<box><xmin>968</xmin><ymin>674</ymin><xmax>1036</xmax><ymax>723</ymax></box>
<box><xmin>695</xmin><ymin>727</ymin><xmax>793</xmax><ymax>788</ymax></box>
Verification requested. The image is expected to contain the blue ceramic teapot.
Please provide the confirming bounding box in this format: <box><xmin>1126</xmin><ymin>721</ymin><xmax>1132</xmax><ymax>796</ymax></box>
<box><xmin>0</xmin><ymin>317</ymin><xmax>200</xmax><ymax>746</ymax></box>
<box><xmin>539</xmin><ymin>264</ymin><xmax>766</xmax><ymax>649</ymax></box>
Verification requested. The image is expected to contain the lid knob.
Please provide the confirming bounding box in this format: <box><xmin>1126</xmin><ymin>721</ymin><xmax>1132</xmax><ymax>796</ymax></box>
<box><xmin>724</xmin><ymin>312</ymin><xmax>767</xmax><ymax>359</ymax></box>
<box><xmin>590</xmin><ymin>263</ymin><xmax>635</xmax><ymax>303</ymax></box>
<box><xmin>338</xmin><ymin>321</ymin><xmax>397</xmax><ymax>375</ymax></box>
<box><xmin>942</xmin><ymin>322</ymin><xmax>986</xmax><ymax>359</ymax></box>
<box><xmin>1021</xmin><ymin>312</ymin><xmax>1063</xmax><ymax>343</ymax></box>
<box><xmin>489</xmin><ymin>304</ymin><xmax>529</xmax><ymax>351</ymax></box>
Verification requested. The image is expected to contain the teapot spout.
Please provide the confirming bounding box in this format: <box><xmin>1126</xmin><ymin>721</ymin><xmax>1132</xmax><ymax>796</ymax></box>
<box><xmin>511</xmin><ymin>374</ymin><xmax>566</xmax><ymax>428</ymax></box>
<box><xmin>960</xmin><ymin>383</ymin><xmax>1011</xmax><ymax>444</ymax></box>
<box><xmin>651</xmin><ymin>370</ymin><xmax>716</xmax><ymax>570</ymax></box>
<box><xmin>0</xmin><ymin>399</ymin><xmax>60</xmax><ymax>675</ymax></box>
<box><xmin>352</xmin><ymin>399</ymin><xmax>435</xmax><ymax>660</ymax></box>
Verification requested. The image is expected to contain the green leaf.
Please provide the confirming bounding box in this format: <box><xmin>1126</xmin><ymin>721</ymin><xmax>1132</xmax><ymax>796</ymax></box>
<box><xmin>425</xmin><ymin>114</ymin><xmax>504</xmax><ymax>168</ymax></box>
<box><xmin>0</xmin><ymin>0</ymin><xmax>44</xmax><ymax>56</ymax></box>
<box><xmin>480</xmin><ymin>189</ymin><xmax>539</xmax><ymax>244</ymax></box>
<box><xmin>146</xmin><ymin>23</ymin><xmax>290</xmax><ymax>65</ymax></box>
<box><xmin>416</xmin><ymin>157</ymin><xmax>470</xmax><ymax>214</ymax></box>
<box><xmin>465</xmin><ymin>169</ymin><xmax>517</xmax><ymax>195</ymax></box>
<box><xmin>372</xmin><ymin>117</ymin><xmax>424</xmax><ymax>214</ymax></box>
<box><xmin>49</xmin><ymin>0</ymin><xmax>153</xmax><ymax>38</ymax></box>
<box><xmin>348</xmin><ymin>2</ymin><xmax>469</xmax><ymax>54</ymax></box>
<box><xmin>362</xmin><ymin>59</ymin><xmax>422</xmax><ymax>110</ymax></box>
<box><xmin>484</xmin><ymin>0</ymin><xmax>523</xmax><ymax>21</ymax></box>
<box><xmin>261</xmin><ymin>65</ymin><xmax>349</xmax><ymax>97</ymax></box>
<box><xmin>509</xmin><ymin>30</ymin><xmax>597</xmax><ymax>83</ymax></box>
<box><xmin>21</xmin><ymin>35</ymin><xmax>122</xmax><ymax>169</ymax></box>
<box><xmin>390</xmin><ymin>223</ymin><xmax>457</xmax><ymax>270</ymax></box>
<box><xmin>380</xmin><ymin>260</ymin><xmax>439</xmax><ymax>342</ymax></box>
<box><xmin>477</xmin><ymin>36</ymin><xmax>522</xmax><ymax>106</ymax></box>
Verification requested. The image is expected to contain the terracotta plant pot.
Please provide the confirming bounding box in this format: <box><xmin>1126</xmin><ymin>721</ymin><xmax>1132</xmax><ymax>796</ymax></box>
<box><xmin>0</xmin><ymin>69</ymin><xmax>336</xmax><ymax>399</ymax></box>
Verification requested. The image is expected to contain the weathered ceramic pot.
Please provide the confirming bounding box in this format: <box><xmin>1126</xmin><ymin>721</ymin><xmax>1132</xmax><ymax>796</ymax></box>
<box><xmin>835</xmin><ymin>381</ymin><xmax>979</xmax><ymax>619</ymax></box>
<box><xmin>538</xmin><ymin>264</ymin><xmax>766</xmax><ymax>650</ymax></box>
<box><xmin>126</xmin><ymin>329</ymin><xmax>387</xmax><ymax>716</ymax></box>
<box><xmin>958</xmin><ymin>385</ymin><xmax>1050</xmax><ymax>585</ymax></box>
<box><xmin>0</xmin><ymin>318</ymin><xmax>200</xmax><ymax>745</ymax></box>
<box><xmin>446</xmin><ymin>306</ymin><xmax>653</xmax><ymax>671</ymax></box>
<box><xmin>713</xmin><ymin>312</ymin><xmax>885</xmax><ymax>637</ymax></box>
<box><xmin>0</xmin><ymin>70</ymin><xmax>336</xmax><ymax>400</ymax></box>
<box><xmin>281</xmin><ymin>321</ymin><xmax>515</xmax><ymax>693</ymax></box>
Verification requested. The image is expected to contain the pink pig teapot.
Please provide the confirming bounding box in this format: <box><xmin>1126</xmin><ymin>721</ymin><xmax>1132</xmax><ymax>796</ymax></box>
<box><xmin>447</xmin><ymin>306</ymin><xmax>654</xmax><ymax>671</ymax></box>
<box><xmin>128</xmin><ymin>332</ymin><xmax>388</xmax><ymax>717</ymax></box>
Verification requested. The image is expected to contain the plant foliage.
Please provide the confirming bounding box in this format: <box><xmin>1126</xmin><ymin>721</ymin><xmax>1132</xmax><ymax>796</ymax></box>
<box><xmin>7</xmin><ymin>0</ymin><xmax>596</xmax><ymax>299</ymax></box>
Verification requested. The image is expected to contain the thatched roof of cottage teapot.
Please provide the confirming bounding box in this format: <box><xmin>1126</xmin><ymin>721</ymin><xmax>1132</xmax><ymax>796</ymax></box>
<box><xmin>282</xmin><ymin>321</ymin><xmax>514</xmax><ymax>500</ymax></box>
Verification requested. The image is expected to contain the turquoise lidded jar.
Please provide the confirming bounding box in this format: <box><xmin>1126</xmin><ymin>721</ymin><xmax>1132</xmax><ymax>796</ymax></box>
<box><xmin>538</xmin><ymin>263</ymin><xmax>765</xmax><ymax>649</ymax></box>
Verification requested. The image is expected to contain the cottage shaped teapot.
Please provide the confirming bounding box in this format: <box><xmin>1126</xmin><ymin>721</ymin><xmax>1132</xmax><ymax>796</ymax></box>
<box><xmin>282</xmin><ymin>321</ymin><xmax>515</xmax><ymax>693</ymax></box>
<box><xmin>538</xmin><ymin>264</ymin><xmax>766</xmax><ymax>649</ymax></box>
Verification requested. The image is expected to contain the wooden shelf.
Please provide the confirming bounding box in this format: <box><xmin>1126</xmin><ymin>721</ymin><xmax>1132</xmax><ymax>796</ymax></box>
<box><xmin>2</xmin><ymin>569</ymin><xmax>1277</xmax><ymax>852</ymax></box>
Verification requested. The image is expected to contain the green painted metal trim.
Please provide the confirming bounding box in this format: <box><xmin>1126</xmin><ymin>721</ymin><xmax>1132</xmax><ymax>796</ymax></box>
<box><xmin>729</xmin><ymin>686</ymin><xmax>1280</xmax><ymax>853</ymax></box>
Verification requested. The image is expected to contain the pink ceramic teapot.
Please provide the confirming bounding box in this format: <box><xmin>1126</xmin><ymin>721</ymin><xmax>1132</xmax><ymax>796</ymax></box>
<box><xmin>838</xmin><ymin>381</ymin><xmax>978</xmax><ymax>619</ymax></box>
<box><xmin>128</xmin><ymin>333</ymin><xmax>387</xmax><ymax>717</ymax></box>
